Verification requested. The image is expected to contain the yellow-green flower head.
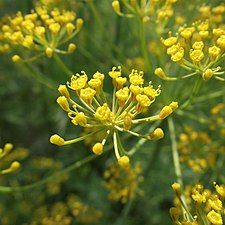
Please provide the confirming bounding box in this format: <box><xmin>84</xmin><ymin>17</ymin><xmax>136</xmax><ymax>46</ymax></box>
<box><xmin>112</xmin><ymin>0</ymin><xmax>178</xmax><ymax>24</ymax></box>
<box><xmin>161</xmin><ymin>19</ymin><xmax>225</xmax><ymax>81</ymax></box>
<box><xmin>0</xmin><ymin>6</ymin><xmax>83</xmax><ymax>61</ymax></box>
<box><xmin>50</xmin><ymin>67</ymin><xmax>177</xmax><ymax>164</ymax></box>
<box><xmin>103</xmin><ymin>162</ymin><xmax>143</xmax><ymax>203</ymax></box>
<box><xmin>178</xmin><ymin>127</ymin><xmax>216</xmax><ymax>173</ymax></box>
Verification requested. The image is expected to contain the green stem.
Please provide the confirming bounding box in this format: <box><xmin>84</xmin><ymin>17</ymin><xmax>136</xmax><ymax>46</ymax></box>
<box><xmin>139</xmin><ymin>19</ymin><xmax>152</xmax><ymax>74</ymax></box>
<box><xmin>168</xmin><ymin>117</ymin><xmax>182</xmax><ymax>185</ymax></box>
<box><xmin>23</xmin><ymin>63</ymin><xmax>55</xmax><ymax>90</ymax></box>
<box><xmin>53</xmin><ymin>54</ymin><xmax>73</xmax><ymax>77</ymax></box>
<box><xmin>114</xmin><ymin>199</ymin><xmax>133</xmax><ymax>225</ymax></box>
<box><xmin>128</xmin><ymin>120</ymin><xmax>161</xmax><ymax>155</ymax></box>
<box><xmin>88</xmin><ymin>1</ymin><xmax>103</xmax><ymax>31</ymax></box>
<box><xmin>168</xmin><ymin>117</ymin><xmax>192</xmax><ymax>220</ymax></box>
<box><xmin>0</xmin><ymin>153</ymin><xmax>99</xmax><ymax>194</ymax></box>
<box><xmin>180</xmin><ymin>76</ymin><xmax>203</xmax><ymax>109</ymax></box>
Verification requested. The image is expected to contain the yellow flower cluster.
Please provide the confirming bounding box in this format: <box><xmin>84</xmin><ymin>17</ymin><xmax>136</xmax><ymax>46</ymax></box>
<box><xmin>50</xmin><ymin>67</ymin><xmax>178</xmax><ymax>166</ymax></box>
<box><xmin>0</xmin><ymin>6</ymin><xmax>83</xmax><ymax>61</ymax></box>
<box><xmin>171</xmin><ymin>183</ymin><xmax>225</xmax><ymax>225</ymax></box>
<box><xmin>67</xmin><ymin>195</ymin><xmax>102</xmax><ymax>224</ymax></box>
<box><xmin>199</xmin><ymin>4</ymin><xmax>225</xmax><ymax>25</ymax></box>
<box><xmin>103</xmin><ymin>162</ymin><xmax>143</xmax><ymax>203</ymax></box>
<box><xmin>35</xmin><ymin>0</ymin><xmax>72</xmax><ymax>10</ymax></box>
<box><xmin>112</xmin><ymin>0</ymin><xmax>177</xmax><ymax>23</ymax></box>
<box><xmin>0</xmin><ymin>143</ymin><xmax>21</xmax><ymax>175</ymax></box>
<box><xmin>160</xmin><ymin>19</ymin><xmax>225</xmax><ymax>81</ymax></box>
<box><xmin>178</xmin><ymin>127</ymin><xmax>217</xmax><ymax>173</ymax></box>
<box><xmin>31</xmin><ymin>195</ymin><xmax>102</xmax><ymax>225</ymax></box>
<box><xmin>31</xmin><ymin>202</ymin><xmax>72</xmax><ymax>225</ymax></box>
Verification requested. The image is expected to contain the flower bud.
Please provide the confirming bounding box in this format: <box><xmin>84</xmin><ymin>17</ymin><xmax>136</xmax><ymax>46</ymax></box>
<box><xmin>118</xmin><ymin>156</ymin><xmax>130</xmax><ymax>168</ymax></box>
<box><xmin>58</xmin><ymin>85</ymin><xmax>70</xmax><ymax>99</ymax></box>
<box><xmin>112</xmin><ymin>1</ymin><xmax>121</xmax><ymax>14</ymax></box>
<box><xmin>57</xmin><ymin>96</ymin><xmax>70</xmax><ymax>111</ymax></box>
<box><xmin>12</xmin><ymin>55</ymin><xmax>22</xmax><ymax>63</ymax></box>
<box><xmin>50</xmin><ymin>134</ymin><xmax>65</xmax><ymax>146</ymax></box>
<box><xmin>92</xmin><ymin>143</ymin><xmax>104</xmax><ymax>155</ymax></box>
<box><xmin>76</xmin><ymin>18</ymin><xmax>84</xmax><ymax>30</ymax></box>
<box><xmin>154</xmin><ymin>67</ymin><xmax>166</xmax><ymax>79</ymax></box>
<box><xmin>68</xmin><ymin>43</ymin><xmax>77</xmax><ymax>53</ymax></box>
<box><xmin>149</xmin><ymin>128</ymin><xmax>164</xmax><ymax>140</ymax></box>
<box><xmin>159</xmin><ymin>106</ymin><xmax>173</xmax><ymax>119</ymax></box>
<box><xmin>46</xmin><ymin>47</ymin><xmax>53</xmax><ymax>58</ymax></box>
<box><xmin>203</xmin><ymin>69</ymin><xmax>214</xmax><ymax>80</ymax></box>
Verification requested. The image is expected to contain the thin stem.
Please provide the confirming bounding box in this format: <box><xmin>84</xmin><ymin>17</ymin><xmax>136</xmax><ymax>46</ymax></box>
<box><xmin>139</xmin><ymin>19</ymin><xmax>152</xmax><ymax>74</ymax></box>
<box><xmin>195</xmin><ymin>89</ymin><xmax>225</xmax><ymax>103</ymax></box>
<box><xmin>113</xmin><ymin>132</ymin><xmax>121</xmax><ymax>159</ymax></box>
<box><xmin>180</xmin><ymin>76</ymin><xmax>203</xmax><ymax>110</ymax></box>
<box><xmin>64</xmin><ymin>130</ymin><xmax>102</xmax><ymax>145</ymax></box>
<box><xmin>168</xmin><ymin>117</ymin><xmax>182</xmax><ymax>185</ymax></box>
<box><xmin>23</xmin><ymin>63</ymin><xmax>55</xmax><ymax>90</ymax></box>
<box><xmin>53</xmin><ymin>54</ymin><xmax>73</xmax><ymax>77</ymax></box>
<box><xmin>128</xmin><ymin>120</ymin><xmax>161</xmax><ymax>155</ymax></box>
<box><xmin>168</xmin><ymin>117</ymin><xmax>192</xmax><ymax>220</ymax></box>
<box><xmin>0</xmin><ymin>153</ymin><xmax>99</xmax><ymax>194</ymax></box>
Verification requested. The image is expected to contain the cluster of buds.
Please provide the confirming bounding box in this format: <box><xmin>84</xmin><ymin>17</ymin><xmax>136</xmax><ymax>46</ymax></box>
<box><xmin>0</xmin><ymin>6</ymin><xmax>83</xmax><ymax>62</ymax></box>
<box><xmin>0</xmin><ymin>143</ymin><xmax>21</xmax><ymax>175</ymax></box>
<box><xmin>50</xmin><ymin>67</ymin><xmax>178</xmax><ymax>167</ymax></box>
<box><xmin>103</xmin><ymin>162</ymin><xmax>143</xmax><ymax>203</ymax></box>
<box><xmin>199</xmin><ymin>4</ymin><xmax>225</xmax><ymax>25</ymax></box>
<box><xmin>160</xmin><ymin>20</ymin><xmax>225</xmax><ymax>81</ymax></box>
<box><xmin>112</xmin><ymin>0</ymin><xmax>177</xmax><ymax>23</ymax></box>
<box><xmin>178</xmin><ymin>127</ymin><xmax>217</xmax><ymax>173</ymax></box>
<box><xmin>35</xmin><ymin>0</ymin><xmax>74</xmax><ymax>10</ymax></box>
<box><xmin>171</xmin><ymin>182</ymin><xmax>225</xmax><ymax>225</ymax></box>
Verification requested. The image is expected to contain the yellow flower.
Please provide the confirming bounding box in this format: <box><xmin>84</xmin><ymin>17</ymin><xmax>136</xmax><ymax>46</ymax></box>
<box><xmin>68</xmin><ymin>73</ymin><xmax>88</xmax><ymax>91</ymax></box>
<box><xmin>50</xmin><ymin>67</ymin><xmax>176</xmax><ymax>163</ymax></box>
<box><xmin>80</xmin><ymin>87</ymin><xmax>96</xmax><ymax>104</ymax></box>
<box><xmin>0</xmin><ymin>6</ymin><xmax>83</xmax><ymax>61</ymax></box>
<box><xmin>207</xmin><ymin>210</ymin><xmax>223</xmax><ymax>225</ymax></box>
<box><xmin>161</xmin><ymin>19</ymin><xmax>225</xmax><ymax>80</ymax></box>
<box><xmin>72</xmin><ymin>112</ymin><xmax>87</xmax><ymax>127</ymax></box>
<box><xmin>189</xmin><ymin>49</ymin><xmax>204</xmax><ymax>63</ymax></box>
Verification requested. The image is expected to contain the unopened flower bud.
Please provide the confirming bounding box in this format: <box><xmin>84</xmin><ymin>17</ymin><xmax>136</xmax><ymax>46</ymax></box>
<box><xmin>57</xmin><ymin>96</ymin><xmax>70</xmax><ymax>111</ymax></box>
<box><xmin>92</xmin><ymin>143</ymin><xmax>104</xmax><ymax>155</ymax></box>
<box><xmin>50</xmin><ymin>134</ymin><xmax>65</xmax><ymax>146</ymax></box>
<box><xmin>12</xmin><ymin>55</ymin><xmax>22</xmax><ymax>63</ymax></box>
<box><xmin>203</xmin><ymin>69</ymin><xmax>214</xmax><ymax>80</ymax></box>
<box><xmin>159</xmin><ymin>106</ymin><xmax>173</xmax><ymax>119</ymax></box>
<box><xmin>46</xmin><ymin>47</ymin><xmax>53</xmax><ymax>58</ymax></box>
<box><xmin>118</xmin><ymin>156</ymin><xmax>130</xmax><ymax>168</ymax></box>
<box><xmin>76</xmin><ymin>18</ymin><xmax>84</xmax><ymax>30</ymax></box>
<box><xmin>149</xmin><ymin>128</ymin><xmax>164</xmax><ymax>140</ymax></box>
<box><xmin>58</xmin><ymin>85</ymin><xmax>70</xmax><ymax>99</ymax></box>
<box><xmin>112</xmin><ymin>1</ymin><xmax>121</xmax><ymax>14</ymax></box>
<box><xmin>154</xmin><ymin>67</ymin><xmax>166</xmax><ymax>79</ymax></box>
<box><xmin>68</xmin><ymin>43</ymin><xmax>76</xmax><ymax>53</ymax></box>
